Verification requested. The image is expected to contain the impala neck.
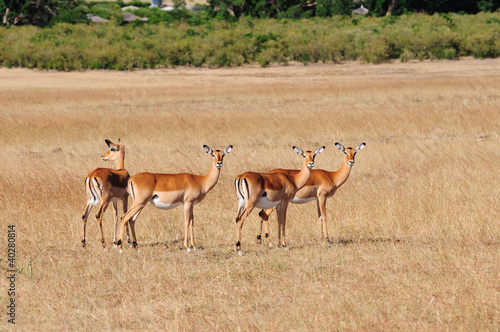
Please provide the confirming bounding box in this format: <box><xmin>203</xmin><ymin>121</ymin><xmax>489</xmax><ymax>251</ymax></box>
<box><xmin>115</xmin><ymin>151</ymin><xmax>125</xmax><ymax>170</ymax></box>
<box><xmin>292</xmin><ymin>159</ymin><xmax>312</xmax><ymax>190</ymax></box>
<box><xmin>201</xmin><ymin>160</ymin><xmax>221</xmax><ymax>192</ymax></box>
<box><xmin>332</xmin><ymin>157</ymin><xmax>352</xmax><ymax>188</ymax></box>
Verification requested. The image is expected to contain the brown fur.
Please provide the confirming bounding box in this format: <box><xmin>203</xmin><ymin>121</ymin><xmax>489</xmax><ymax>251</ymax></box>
<box><xmin>81</xmin><ymin>139</ymin><xmax>130</xmax><ymax>248</ymax></box>
<box><xmin>117</xmin><ymin>145</ymin><xmax>232</xmax><ymax>251</ymax></box>
<box><xmin>234</xmin><ymin>146</ymin><xmax>324</xmax><ymax>252</ymax></box>
<box><xmin>258</xmin><ymin>143</ymin><xmax>365</xmax><ymax>244</ymax></box>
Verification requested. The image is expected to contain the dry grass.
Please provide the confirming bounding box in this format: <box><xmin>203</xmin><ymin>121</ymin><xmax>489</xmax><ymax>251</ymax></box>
<box><xmin>0</xmin><ymin>58</ymin><xmax>499</xmax><ymax>330</ymax></box>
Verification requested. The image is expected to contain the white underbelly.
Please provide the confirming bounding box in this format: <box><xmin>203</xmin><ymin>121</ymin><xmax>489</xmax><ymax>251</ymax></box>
<box><xmin>291</xmin><ymin>197</ymin><xmax>317</xmax><ymax>204</ymax></box>
<box><xmin>151</xmin><ymin>196</ymin><xmax>183</xmax><ymax>210</ymax></box>
<box><xmin>256</xmin><ymin>196</ymin><xmax>280</xmax><ymax>209</ymax></box>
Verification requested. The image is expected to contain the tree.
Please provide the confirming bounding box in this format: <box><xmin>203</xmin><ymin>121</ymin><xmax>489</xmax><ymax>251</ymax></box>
<box><xmin>208</xmin><ymin>0</ymin><xmax>318</xmax><ymax>18</ymax></box>
<box><xmin>386</xmin><ymin>0</ymin><xmax>397</xmax><ymax>15</ymax></box>
<box><xmin>1</xmin><ymin>0</ymin><xmax>81</xmax><ymax>27</ymax></box>
<box><xmin>364</xmin><ymin>0</ymin><xmax>500</xmax><ymax>16</ymax></box>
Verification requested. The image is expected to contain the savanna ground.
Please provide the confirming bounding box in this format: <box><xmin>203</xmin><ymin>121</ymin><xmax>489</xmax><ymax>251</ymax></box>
<box><xmin>0</xmin><ymin>58</ymin><xmax>499</xmax><ymax>330</ymax></box>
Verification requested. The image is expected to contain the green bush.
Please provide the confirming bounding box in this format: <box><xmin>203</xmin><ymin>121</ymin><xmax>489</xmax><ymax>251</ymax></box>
<box><xmin>454</xmin><ymin>12</ymin><xmax>500</xmax><ymax>58</ymax></box>
<box><xmin>384</xmin><ymin>14</ymin><xmax>461</xmax><ymax>60</ymax></box>
<box><xmin>361</xmin><ymin>35</ymin><xmax>390</xmax><ymax>63</ymax></box>
<box><xmin>0</xmin><ymin>13</ymin><xmax>499</xmax><ymax>70</ymax></box>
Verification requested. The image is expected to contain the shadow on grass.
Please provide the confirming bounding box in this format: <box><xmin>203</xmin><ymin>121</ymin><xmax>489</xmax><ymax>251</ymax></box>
<box><xmin>334</xmin><ymin>237</ymin><xmax>406</xmax><ymax>245</ymax></box>
<box><xmin>146</xmin><ymin>240</ymin><xmax>205</xmax><ymax>251</ymax></box>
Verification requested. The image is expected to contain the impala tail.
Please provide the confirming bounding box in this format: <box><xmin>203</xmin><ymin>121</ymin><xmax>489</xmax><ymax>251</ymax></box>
<box><xmin>127</xmin><ymin>179</ymin><xmax>135</xmax><ymax>201</ymax></box>
<box><xmin>234</xmin><ymin>177</ymin><xmax>248</xmax><ymax>211</ymax></box>
<box><xmin>85</xmin><ymin>177</ymin><xmax>101</xmax><ymax>206</ymax></box>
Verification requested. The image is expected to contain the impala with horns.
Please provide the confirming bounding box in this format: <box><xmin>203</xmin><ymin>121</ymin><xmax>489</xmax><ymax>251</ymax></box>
<box><xmin>81</xmin><ymin>139</ymin><xmax>131</xmax><ymax>248</ymax></box>
<box><xmin>117</xmin><ymin>145</ymin><xmax>233</xmax><ymax>252</ymax></box>
<box><xmin>234</xmin><ymin>146</ymin><xmax>324</xmax><ymax>254</ymax></box>
<box><xmin>257</xmin><ymin>142</ymin><xmax>365</xmax><ymax>245</ymax></box>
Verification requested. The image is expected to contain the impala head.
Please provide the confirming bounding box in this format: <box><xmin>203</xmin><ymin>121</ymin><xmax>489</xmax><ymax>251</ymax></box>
<box><xmin>293</xmin><ymin>146</ymin><xmax>325</xmax><ymax>169</ymax></box>
<box><xmin>101</xmin><ymin>139</ymin><xmax>124</xmax><ymax>162</ymax></box>
<box><xmin>336</xmin><ymin>142</ymin><xmax>365</xmax><ymax>166</ymax></box>
<box><xmin>204</xmin><ymin>145</ymin><xmax>233</xmax><ymax>169</ymax></box>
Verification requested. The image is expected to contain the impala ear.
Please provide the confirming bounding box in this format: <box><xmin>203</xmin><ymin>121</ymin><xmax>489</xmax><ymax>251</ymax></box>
<box><xmin>335</xmin><ymin>142</ymin><xmax>346</xmax><ymax>153</ymax></box>
<box><xmin>203</xmin><ymin>145</ymin><xmax>213</xmax><ymax>155</ymax></box>
<box><xmin>223</xmin><ymin>145</ymin><xmax>233</xmax><ymax>155</ymax></box>
<box><xmin>293</xmin><ymin>146</ymin><xmax>305</xmax><ymax>157</ymax></box>
<box><xmin>106</xmin><ymin>139</ymin><xmax>120</xmax><ymax>151</ymax></box>
<box><xmin>314</xmin><ymin>146</ymin><xmax>325</xmax><ymax>156</ymax></box>
<box><xmin>355</xmin><ymin>143</ymin><xmax>366</xmax><ymax>152</ymax></box>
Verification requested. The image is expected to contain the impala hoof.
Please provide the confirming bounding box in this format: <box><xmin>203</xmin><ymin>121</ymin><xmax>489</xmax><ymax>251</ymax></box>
<box><xmin>119</xmin><ymin>249</ymin><xmax>123</xmax><ymax>254</ymax></box>
<box><xmin>238</xmin><ymin>250</ymin><xmax>243</xmax><ymax>256</ymax></box>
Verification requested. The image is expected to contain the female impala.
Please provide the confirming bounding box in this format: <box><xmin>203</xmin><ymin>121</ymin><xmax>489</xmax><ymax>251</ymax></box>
<box><xmin>234</xmin><ymin>146</ymin><xmax>324</xmax><ymax>254</ymax></box>
<box><xmin>81</xmin><ymin>139</ymin><xmax>130</xmax><ymax>248</ymax></box>
<box><xmin>257</xmin><ymin>142</ymin><xmax>365</xmax><ymax>245</ymax></box>
<box><xmin>117</xmin><ymin>145</ymin><xmax>233</xmax><ymax>252</ymax></box>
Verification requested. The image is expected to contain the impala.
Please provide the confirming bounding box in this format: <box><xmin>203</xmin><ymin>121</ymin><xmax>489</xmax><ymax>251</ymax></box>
<box><xmin>234</xmin><ymin>146</ymin><xmax>324</xmax><ymax>253</ymax></box>
<box><xmin>116</xmin><ymin>145</ymin><xmax>233</xmax><ymax>252</ymax></box>
<box><xmin>81</xmin><ymin>139</ymin><xmax>131</xmax><ymax>248</ymax></box>
<box><xmin>257</xmin><ymin>142</ymin><xmax>365</xmax><ymax>245</ymax></box>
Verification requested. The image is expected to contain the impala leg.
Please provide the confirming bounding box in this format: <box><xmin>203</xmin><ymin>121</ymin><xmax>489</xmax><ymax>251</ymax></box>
<box><xmin>121</xmin><ymin>195</ymin><xmax>132</xmax><ymax>247</ymax></box>
<box><xmin>184</xmin><ymin>203</ymin><xmax>195</xmax><ymax>251</ymax></box>
<box><xmin>112</xmin><ymin>201</ymin><xmax>119</xmax><ymax>246</ymax></box>
<box><xmin>235</xmin><ymin>201</ymin><xmax>244</xmax><ymax>227</ymax></box>
<box><xmin>81</xmin><ymin>203</ymin><xmax>93</xmax><ymax>248</ymax></box>
<box><xmin>189</xmin><ymin>217</ymin><xmax>195</xmax><ymax>251</ymax></box>
<box><xmin>277</xmin><ymin>202</ymin><xmax>289</xmax><ymax>248</ymax></box>
<box><xmin>183</xmin><ymin>203</ymin><xmax>190</xmax><ymax>251</ymax></box>
<box><xmin>276</xmin><ymin>204</ymin><xmax>282</xmax><ymax>247</ymax></box>
<box><xmin>125</xmin><ymin>222</ymin><xmax>132</xmax><ymax>247</ymax></box>
<box><xmin>316</xmin><ymin>199</ymin><xmax>323</xmax><ymax>239</ymax></box>
<box><xmin>95</xmin><ymin>197</ymin><xmax>110</xmax><ymax>248</ymax></box>
<box><xmin>257</xmin><ymin>214</ymin><xmax>263</xmax><ymax>244</ymax></box>
<box><xmin>118</xmin><ymin>204</ymin><xmax>145</xmax><ymax>251</ymax></box>
<box><xmin>317</xmin><ymin>195</ymin><xmax>332</xmax><ymax>245</ymax></box>
<box><xmin>113</xmin><ymin>200</ymin><xmax>133</xmax><ymax>248</ymax></box>
<box><xmin>264</xmin><ymin>222</ymin><xmax>271</xmax><ymax>246</ymax></box>
<box><xmin>129</xmin><ymin>217</ymin><xmax>139</xmax><ymax>249</ymax></box>
<box><xmin>258</xmin><ymin>208</ymin><xmax>273</xmax><ymax>246</ymax></box>
<box><xmin>128</xmin><ymin>206</ymin><xmax>143</xmax><ymax>250</ymax></box>
<box><xmin>235</xmin><ymin>204</ymin><xmax>255</xmax><ymax>253</ymax></box>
